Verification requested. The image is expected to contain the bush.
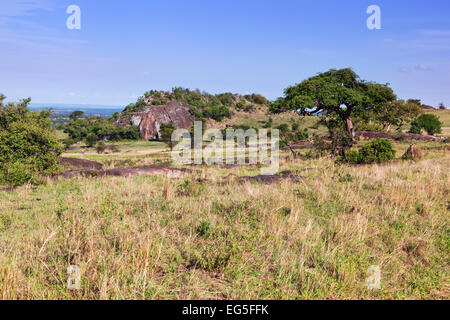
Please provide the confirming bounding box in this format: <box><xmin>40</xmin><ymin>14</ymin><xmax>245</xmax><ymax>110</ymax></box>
<box><xmin>0</xmin><ymin>98</ymin><xmax>62</xmax><ymax>186</ymax></box>
<box><xmin>340</xmin><ymin>139</ymin><xmax>395</xmax><ymax>164</ymax></box>
<box><xmin>85</xmin><ymin>133</ymin><xmax>98</xmax><ymax>147</ymax></box>
<box><xmin>343</xmin><ymin>150</ymin><xmax>361</xmax><ymax>164</ymax></box>
<box><xmin>409</xmin><ymin>122</ymin><xmax>422</xmax><ymax>134</ymax></box>
<box><xmin>96</xmin><ymin>141</ymin><xmax>106</xmax><ymax>154</ymax></box>
<box><xmin>409</xmin><ymin>114</ymin><xmax>443</xmax><ymax>135</ymax></box>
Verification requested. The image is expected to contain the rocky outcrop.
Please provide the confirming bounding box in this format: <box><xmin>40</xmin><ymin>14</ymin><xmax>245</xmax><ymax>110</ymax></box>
<box><xmin>402</xmin><ymin>144</ymin><xmax>422</xmax><ymax>160</ymax></box>
<box><xmin>60</xmin><ymin>157</ymin><xmax>104</xmax><ymax>170</ymax></box>
<box><xmin>356</xmin><ymin>131</ymin><xmax>438</xmax><ymax>142</ymax></box>
<box><xmin>118</xmin><ymin>101</ymin><xmax>194</xmax><ymax>140</ymax></box>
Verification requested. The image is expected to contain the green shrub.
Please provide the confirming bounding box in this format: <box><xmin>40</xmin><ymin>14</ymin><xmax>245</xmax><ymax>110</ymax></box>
<box><xmin>263</xmin><ymin>118</ymin><xmax>273</xmax><ymax>128</ymax></box>
<box><xmin>0</xmin><ymin>97</ymin><xmax>62</xmax><ymax>186</ymax></box>
<box><xmin>96</xmin><ymin>141</ymin><xmax>106</xmax><ymax>154</ymax></box>
<box><xmin>85</xmin><ymin>133</ymin><xmax>98</xmax><ymax>147</ymax></box>
<box><xmin>409</xmin><ymin>114</ymin><xmax>443</xmax><ymax>135</ymax></box>
<box><xmin>358</xmin><ymin>138</ymin><xmax>396</xmax><ymax>164</ymax></box>
<box><xmin>344</xmin><ymin>150</ymin><xmax>360</xmax><ymax>164</ymax></box>
<box><xmin>341</xmin><ymin>139</ymin><xmax>395</xmax><ymax>164</ymax></box>
<box><xmin>235</xmin><ymin>100</ymin><xmax>246</xmax><ymax>111</ymax></box>
<box><xmin>409</xmin><ymin>122</ymin><xmax>422</xmax><ymax>134</ymax></box>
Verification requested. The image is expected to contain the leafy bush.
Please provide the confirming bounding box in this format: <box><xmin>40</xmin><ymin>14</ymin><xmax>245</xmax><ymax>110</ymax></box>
<box><xmin>408</xmin><ymin>122</ymin><xmax>422</xmax><ymax>134</ymax></box>
<box><xmin>409</xmin><ymin>114</ymin><xmax>443</xmax><ymax>135</ymax></box>
<box><xmin>203</xmin><ymin>104</ymin><xmax>232</xmax><ymax>122</ymax></box>
<box><xmin>85</xmin><ymin>133</ymin><xmax>98</xmax><ymax>147</ymax></box>
<box><xmin>263</xmin><ymin>118</ymin><xmax>273</xmax><ymax>128</ymax></box>
<box><xmin>244</xmin><ymin>93</ymin><xmax>268</xmax><ymax>105</ymax></box>
<box><xmin>0</xmin><ymin>97</ymin><xmax>62</xmax><ymax>186</ymax></box>
<box><xmin>159</xmin><ymin>123</ymin><xmax>176</xmax><ymax>150</ymax></box>
<box><xmin>343</xmin><ymin>138</ymin><xmax>396</xmax><ymax>164</ymax></box>
<box><xmin>95</xmin><ymin>141</ymin><xmax>106</xmax><ymax>154</ymax></box>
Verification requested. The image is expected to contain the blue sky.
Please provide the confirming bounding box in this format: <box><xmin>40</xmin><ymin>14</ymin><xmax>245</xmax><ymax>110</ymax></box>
<box><xmin>1</xmin><ymin>0</ymin><xmax>449</xmax><ymax>108</ymax></box>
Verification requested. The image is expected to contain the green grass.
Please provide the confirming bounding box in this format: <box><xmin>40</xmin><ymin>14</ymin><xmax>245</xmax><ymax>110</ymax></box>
<box><xmin>0</xmin><ymin>139</ymin><xmax>448</xmax><ymax>300</ymax></box>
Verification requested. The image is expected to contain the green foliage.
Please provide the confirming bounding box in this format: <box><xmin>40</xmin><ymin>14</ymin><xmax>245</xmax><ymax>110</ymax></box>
<box><xmin>69</xmin><ymin>110</ymin><xmax>84</xmax><ymax>120</ymax></box>
<box><xmin>122</xmin><ymin>97</ymin><xmax>147</xmax><ymax>114</ymax></box>
<box><xmin>358</xmin><ymin>138</ymin><xmax>396</xmax><ymax>163</ymax></box>
<box><xmin>216</xmin><ymin>93</ymin><xmax>235</xmax><ymax>106</ymax></box>
<box><xmin>126</xmin><ymin>88</ymin><xmax>267</xmax><ymax>123</ymax></box>
<box><xmin>0</xmin><ymin>94</ymin><xmax>6</xmax><ymax>107</ymax></box>
<box><xmin>275</xmin><ymin>68</ymin><xmax>396</xmax><ymax>135</ymax></box>
<box><xmin>63</xmin><ymin>117</ymin><xmax>140</xmax><ymax>142</ymax></box>
<box><xmin>159</xmin><ymin>123</ymin><xmax>176</xmax><ymax>150</ymax></box>
<box><xmin>409</xmin><ymin>122</ymin><xmax>422</xmax><ymax>134</ymax></box>
<box><xmin>62</xmin><ymin>137</ymin><xmax>77</xmax><ymax>149</ymax></box>
<box><xmin>377</xmin><ymin>100</ymin><xmax>423</xmax><ymax>132</ymax></box>
<box><xmin>341</xmin><ymin>138</ymin><xmax>396</xmax><ymax>164</ymax></box>
<box><xmin>409</xmin><ymin>114</ymin><xmax>443</xmax><ymax>136</ymax></box>
<box><xmin>317</xmin><ymin>116</ymin><xmax>355</xmax><ymax>156</ymax></box>
<box><xmin>0</xmin><ymin>97</ymin><xmax>62</xmax><ymax>186</ymax></box>
<box><xmin>244</xmin><ymin>93</ymin><xmax>268</xmax><ymax>105</ymax></box>
<box><xmin>85</xmin><ymin>133</ymin><xmax>98</xmax><ymax>147</ymax></box>
<box><xmin>95</xmin><ymin>141</ymin><xmax>106</xmax><ymax>154</ymax></box>
<box><xmin>263</xmin><ymin>118</ymin><xmax>273</xmax><ymax>128</ymax></box>
<box><xmin>195</xmin><ymin>221</ymin><xmax>211</xmax><ymax>238</ymax></box>
<box><xmin>276</xmin><ymin>122</ymin><xmax>309</xmax><ymax>154</ymax></box>
<box><xmin>202</xmin><ymin>103</ymin><xmax>232</xmax><ymax>122</ymax></box>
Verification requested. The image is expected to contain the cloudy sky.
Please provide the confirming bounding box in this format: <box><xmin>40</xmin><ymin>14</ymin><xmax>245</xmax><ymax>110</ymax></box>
<box><xmin>0</xmin><ymin>0</ymin><xmax>449</xmax><ymax>108</ymax></box>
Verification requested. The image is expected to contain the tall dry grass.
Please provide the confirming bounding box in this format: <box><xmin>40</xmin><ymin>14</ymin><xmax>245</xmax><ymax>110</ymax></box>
<box><xmin>0</xmin><ymin>151</ymin><xmax>448</xmax><ymax>299</ymax></box>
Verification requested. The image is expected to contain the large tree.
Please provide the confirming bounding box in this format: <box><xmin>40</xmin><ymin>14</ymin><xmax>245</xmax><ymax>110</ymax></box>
<box><xmin>271</xmin><ymin>68</ymin><xmax>396</xmax><ymax>138</ymax></box>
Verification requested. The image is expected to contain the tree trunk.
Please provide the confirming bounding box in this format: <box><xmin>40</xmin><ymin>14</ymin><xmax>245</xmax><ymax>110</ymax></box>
<box><xmin>345</xmin><ymin>117</ymin><xmax>355</xmax><ymax>138</ymax></box>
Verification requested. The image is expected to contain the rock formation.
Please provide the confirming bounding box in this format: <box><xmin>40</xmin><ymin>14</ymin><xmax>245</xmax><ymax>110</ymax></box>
<box><xmin>117</xmin><ymin>101</ymin><xmax>194</xmax><ymax>140</ymax></box>
<box><xmin>402</xmin><ymin>144</ymin><xmax>422</xmax><ymax>160</ymax></box>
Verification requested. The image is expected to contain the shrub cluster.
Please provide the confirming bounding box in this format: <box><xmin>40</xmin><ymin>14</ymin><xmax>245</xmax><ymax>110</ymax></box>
<box><xmin>0</xmin><ymin>99</ymin><xmax>62</xmax><ymax>186</ymax></box>
<box><xmin>63</xmin><ymin>117</ymin><xmax>140</xmax><ymax>146</ymax></box>
<box><xmin>339</xmin><ymin>138</ymin><xmax>396</xmax><ymax>164</ymax></box>
<box><xmin>409</xmin><ymin>114</ymin><xmax>443</xmax><ymax>135</ymax></box>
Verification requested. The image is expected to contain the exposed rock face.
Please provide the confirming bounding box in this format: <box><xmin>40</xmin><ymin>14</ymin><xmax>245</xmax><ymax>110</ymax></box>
<box><xmin>118</xmin><ymin>101</ymin><xmax>194</xmax><ymax>140</ymax></box>
<box><xmin>357</xmin><ymin>131</ymin><xmax>437</xmax><ymax>142</ymax></box>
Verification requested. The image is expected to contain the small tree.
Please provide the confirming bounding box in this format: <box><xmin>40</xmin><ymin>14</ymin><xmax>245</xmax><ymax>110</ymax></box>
<box><xmin>69</xmin><ymin>110</ymin><xmax>84</xmax><ymax>120</ymax></box>
<box><xmin>439</xmin><ymin>103</ymin><xmax>446</xmax><ymax>110</ymax></box>
<box><xmin>377</xmin><ymin>100</ymin><xmax>423</xmax><ymax>132</ymax></box>
<box><xmin>85</xmin><ymin>133</ymin><xmax>98</xmax><ymax>147</ymax></box>
<box><xmin>0</xmin><ymin>96</ymin><xmax>62</xmax><ymax>186</ymax></box>
<box><xmin>159</xmin><ymin>123</ymin><xmax>176</xmax><ymax>150</ymax></box>
<box><xmin>0</xmin><ymin>94</ymin><xmax>5</xmax><ymax>108</ymax></box>
<box><xmin>409</xmin><ymin>114</ymin><xmax>443</xmax><ymax>136</ymax></box>
<box><xmin>95</xmin><ymin>141</ymin><xmax>106</xmax><ymax>154</ymax></box>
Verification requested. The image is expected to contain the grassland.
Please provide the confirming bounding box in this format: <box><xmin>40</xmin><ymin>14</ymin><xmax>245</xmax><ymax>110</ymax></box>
<box><xmin>0</xmin><ymin>133</ymin><xmax>448</xmax><ymax>299</ymax></box>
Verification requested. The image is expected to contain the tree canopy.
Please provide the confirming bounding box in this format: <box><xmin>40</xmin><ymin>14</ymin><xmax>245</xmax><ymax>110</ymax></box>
<box><xmin>270</xmin><ymin>68</ymin><xmax>396</xmax><ymax>137</ymax></box>
<box><xmin>0</xmin><ymin>96</ymin><xmax>62</xmax><ymax>186</ymax></box>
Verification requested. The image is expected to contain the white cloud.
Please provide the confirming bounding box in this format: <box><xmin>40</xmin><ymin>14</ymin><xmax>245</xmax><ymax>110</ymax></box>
<box><xmin>415</xmin><ymin>64</ymin><xmax>432</xmax><ymax>72</ymax></box>
<box><xmin>398</xmin><ymin>67</ymin><xmax>410</xmax><ymax>73</ymax></box>
<box><xmin>0</xmin><ymin>0</ymin><xmax>53</xmax><ymax>26</ymax></box>
<box><xmin>417</xmin><ymin>29</ymin><xmax>450</xmax><ymax>37</ymax></box>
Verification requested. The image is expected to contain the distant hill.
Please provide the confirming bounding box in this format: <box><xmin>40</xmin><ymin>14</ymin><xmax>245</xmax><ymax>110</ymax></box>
<box><xmin>29</xmin><ymin>103</ymin><xmax>123</xmax><ymax>117</ymax></box>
